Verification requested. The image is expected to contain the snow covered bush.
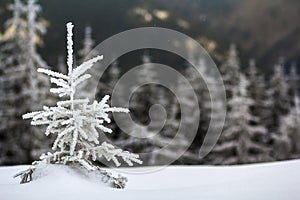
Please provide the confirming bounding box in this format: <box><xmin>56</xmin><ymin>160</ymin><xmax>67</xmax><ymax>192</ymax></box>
<box><xmin>16</xmin><ymin>22</ymin><xmax>142</xmax><ymax>188</ymax></box>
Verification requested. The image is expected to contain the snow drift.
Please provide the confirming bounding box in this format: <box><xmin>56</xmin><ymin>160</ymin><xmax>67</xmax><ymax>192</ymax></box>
<box><xmin>1</xmin><ymin>159</ymin><xmax>300</xmax><ymax>200</ymax></box>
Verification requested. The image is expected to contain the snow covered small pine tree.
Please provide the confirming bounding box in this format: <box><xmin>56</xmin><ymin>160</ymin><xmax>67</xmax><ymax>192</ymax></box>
<box><xmin>17</xmin><ymin>22</ymin><xmax>142</xmax><ymax>188</ymax></box>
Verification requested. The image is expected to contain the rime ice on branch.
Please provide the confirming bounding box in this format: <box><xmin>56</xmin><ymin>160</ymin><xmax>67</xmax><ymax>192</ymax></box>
<box><xmin>19</xmin><ymin>22</ymin><xmax>142</xmax><ymax>188</ymax></box>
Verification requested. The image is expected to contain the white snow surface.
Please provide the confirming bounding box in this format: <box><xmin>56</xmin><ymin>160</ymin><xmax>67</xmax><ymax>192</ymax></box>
<box><xmin>1</xmin><ymin>160</ymin><xmax>300</xmax><ymax>200</ymax></box>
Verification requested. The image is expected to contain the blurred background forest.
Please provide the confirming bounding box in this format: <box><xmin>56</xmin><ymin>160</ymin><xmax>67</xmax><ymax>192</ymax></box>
<box><xmin>0</xmin><ymin>0</ymin><xmax>300</xmax><ymax>166</ymax></box>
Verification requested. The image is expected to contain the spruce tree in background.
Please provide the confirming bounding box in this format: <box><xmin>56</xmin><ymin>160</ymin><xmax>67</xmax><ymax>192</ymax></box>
<box><xmin>267</xmin><ymin>63</ymin><xmax>290</xmax><ymax>133</ymax></box>
<box><xmin>114</xmin><ymin>54</ymin><xmax>164</xmax><ymax>164</ymax></box>
<box><xmin>270</xmin><ymin>64</ymin><xmax>299</xmax><ymax>160</ymax></box>
<box><xmin>185</xmin><ymin>56</ymin><xmax>209</xmax><ymax>146</ymax></box>
<box><xmin>57</xmin><ymin>56</ymin><xmax>66</xmax><ymax>74</ymax></box>
<box><xmin>276</xmin><ymin>95</ymin><xmax>300</xmax><ymax>160</ymax></box>
<box><xmin>287</xmin><ymin>63</ymin><xmax>299</xmax><ymax>106</ymax></box>
<box><xmin>0</xmin><ymin>0</ymin><xmax>50</xmax><ymax>164</ymax></box>
<box><xmin>247</xmin><ymin>60</ymin><xmax>267</xmax><ymax>121</ymax></box>
<box><xmin>247</xmin><ymin>60</ymin><xmax>271</xmax><ymax>141</ymax></box>
<box><xmin>78</xmin><ymin>25</ymin><xmax>95</xmax><ymax>63</ymax></box>
<box><xmin>0</xmin><ymin>0</ymin><xmax>25</xmax><ymax>164</ymax></box>
<box><xmin>219</xmin><ymin>44</ymin><xmax>241</xmax><ymax>141</ymax></box>
<box><xmin>114</xmin><ymin>54</ymin><xmax>195</xmax><ymax>165</ymax></box>
<box><xmin>148</xmin><ymin>88</ymin><xmax>196</xmax><ymax>165</ymax></box>
<box><xmin>98</xmin><ymin>60</ymin><xmax>120</xmax><ymax>97</ymax></box>
<box><xmin>129</xmin><ymin>54</ymin><xmax>158</xmax><ymax>125</ymax></box>
<box><xmin>201</xmin><ymin>62</ymin><xmax>226</xmax><ymax>164</ymax></box>
<box><xmin>22</xmin><ymin>0</ymin><xmax>50</xmax><ymax>105</ymax></box>
<box><xmin>279</xmin><ymin>95</ymin><xmax>300</xmax><ymax>159</ymax></box>
<box><xmin>210</xmin><ymin>75</ymin><xmax>270</xmax><ymax>164</ymax></box>
<box><xmin>175</xmin><ymin>69</ymin><xmax>200</xmax><ymax>163</ymax></box>
<box><xmin>220</xmin><ymin>44</ymin><xmax>240</xmax><ymax>100</ymax></box>
<box><xmin>76</xmin><ymin>25</ymin><xmax>100</xmax><ymax>100</ymax></box>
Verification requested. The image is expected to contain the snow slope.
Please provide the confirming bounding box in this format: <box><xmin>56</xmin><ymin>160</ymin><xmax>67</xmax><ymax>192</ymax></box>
<box><xmin>1</xmin><ymin>160</ymin><xmax>300</xmax><ymax>200</ymax></box>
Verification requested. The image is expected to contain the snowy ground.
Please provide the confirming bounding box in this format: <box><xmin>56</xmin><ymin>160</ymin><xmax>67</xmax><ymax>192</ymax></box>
<box><xmin>0</xmin><ymin>160</ymin><xmax>300</xmax><ymax>200</ymax></box>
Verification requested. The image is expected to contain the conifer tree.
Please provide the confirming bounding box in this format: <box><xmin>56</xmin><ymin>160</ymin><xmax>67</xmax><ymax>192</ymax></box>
<box><xmin>175</xmin><ymin>70</ymin><xmax>200</xmax><ymax>163</ymax></box>
<box><xmin>247</xmin><ymin>59</ymin><xmax>270</xmax><ymax>132</ymax></box>
<box><xmin>0</xmin><ymin>0</ymin><xmax>50</xmax><ymax>164</ymax></box>
<box><xmin>200</xmin><ymin>63</ymin><xmax>227</xmax><ymax>164</ymax></box>
<box><xmin>185</xmin><ymin>56</ymin><xmax>209</xmax><ymax>142</ymax></box>
<box><xmin>287</xmin><ymin>63</ymin><xmax>299</xmax><ymax>106</ymax></box>
<box><xmin>277</xmin><ymin>95</ymin><xmax>300</xmax><ymax>159</ymax></box>
<box><xmin>115</xmin><ymin>54</ymin><xmax>161</xmax><ymax>163</ymax></box>
<box><xmin>129</xmin><ymin>53</ymin><xmax>158</xmax><ymax>125</ymax></box>
<box><xmin>147</xmin><ymin>88</ymin><xmax>195</xmax><ymax>165</ymax></box>
<box><xmin>0</xmin><ymin>0</ymin><xmax>25</xmax><ymax>164</ymax></box>
<box><xmin>114</xmin><ymin>54</ymin><xmax>194</xmax><ymax>165</ymax></box>
<box><xmin>210</xmin><ymin>75</ymin><xmax>270</xmax><ymax>164</ymax></box>
<box><xmin>98</xmin><ymin>60</ymin><xmax>120</xmax><ymax>97</ymax></box>
<box><xmin>57</xmin><ymin>55</ymin><xmax>67</xmax><ymax>74</ymax></box>
<box><xmin>78</xmin><ymin>25</ymin><xmax>95</xmax><ymax>63</ymax></box>
<box><xmin>22</xmin><ymin>0</ymin><xmax>50</xmax><ymax>105</ymax></box>
<box><xmin>219</xmin><ymin>44</ymin><xmax>242</xmax><ymax>143</ymax></box>
<box><xmin>220</xmin><ymin>44</ymin><xmax>241</xmax><ymax>100</ymax></box>
<box><xmin>17</xmin><ymin>22</ymin><xmax>141</xmax><ymax>188</ymax></box>
<box><xmin>267</xmin><ymin>63</ymin><xmax>290</xmax><ymax>133</ymax></box>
